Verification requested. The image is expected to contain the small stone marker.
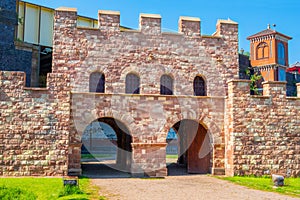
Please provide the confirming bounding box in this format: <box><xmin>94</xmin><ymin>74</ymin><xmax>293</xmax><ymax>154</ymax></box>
<box><xmin>63</xmin><ymin>176</ymin><xmax>78</xmax><ymax>186</ymax></box>
<box><xmin>272</xmin><ymin>174</ymin><xmax>284</xmax><ymax>187</ymax></box>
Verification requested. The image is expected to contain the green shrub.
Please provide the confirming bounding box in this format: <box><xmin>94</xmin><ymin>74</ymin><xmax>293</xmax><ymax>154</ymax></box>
<box><xmin>0</xmin><ymin>185</ymin><xmax>36</xmax><ymax>200</ymax></box>
<box><xmin>59</xmin><ymin>185</ymin><xmax>84</xmax><ymax>197</ymax></box>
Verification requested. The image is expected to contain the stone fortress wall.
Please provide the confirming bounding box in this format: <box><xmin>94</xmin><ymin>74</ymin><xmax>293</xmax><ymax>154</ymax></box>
<box><xmin>0</xmin><ymin>71</ymin><xmax>71</xmax><ymax>176</ymax></box>
<box><xmin>53</xmin><ymin>7</ymin><xmax>238</xmax><ymax>176</ymax></box>
<box><xmin>0</xmin><ymin>5</ymin><xmax>299</xmax><ymax>177</ymax></box>
<box><xmin>226</xmin><ymin>80</ymin><xmax>300</xmax><ymax>176</ymax></box>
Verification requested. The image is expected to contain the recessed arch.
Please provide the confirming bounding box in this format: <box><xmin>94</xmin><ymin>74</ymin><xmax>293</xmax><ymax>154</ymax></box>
<box><xmin>125</xmin><ymin>73</ymin><xmax>140</xmax><ymax>94</ymax></box>
<box><xmin>81</xmin><ymin>117</ymin><xmax>132</xmax><ymax>177</ymax></box>
<box><xmin>166</xmin><ymin>119</ymin><xmax>212</xmax><ymax>175</ymax></box>
<box><xmin>256</xmin><ymin>42</ymin><xmax>269</xmax><ymax>59</ymax></box>
<box><xmin>89</xmin><ymin>71</ymin><xmax>105</xmax><ymax>93</ymax></box>
<box><xmin>277</xmin><ymin>42</ymin><xmax>285</xmax><ymax>65</ymax></box>
<box><xmin>193</xmin><ymin>75</ymin><xmax>207</xmax><ymax>96</ymax></box>
<box><xmin>160</xmin><ymin>74</ymin><xmax>173</xmax><ymax>95</ymax></box>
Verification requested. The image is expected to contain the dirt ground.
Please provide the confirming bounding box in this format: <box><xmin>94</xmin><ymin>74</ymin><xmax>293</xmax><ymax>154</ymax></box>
<box><xmin>92</xmin><ymin>175</ymin><xmax>299</xmax><ymax>200</ymax></box>
<box><xmin>86</xmin><ymin>163</ymin><xmax>298</xmax><ymax>200</ymax></box>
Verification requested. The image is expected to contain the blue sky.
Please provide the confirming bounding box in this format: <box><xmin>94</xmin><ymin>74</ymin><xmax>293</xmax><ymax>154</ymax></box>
<box><xmin>26</xmin><ymin>0</ymin><xmax>300</xmax><ymax>64</ymax></box>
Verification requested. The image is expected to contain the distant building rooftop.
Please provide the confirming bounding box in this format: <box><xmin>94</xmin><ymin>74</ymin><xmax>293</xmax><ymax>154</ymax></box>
<box><xmin>247</xmin><ymin>28</ymin><xmax>292</xmax><ymax>40</ymax></box>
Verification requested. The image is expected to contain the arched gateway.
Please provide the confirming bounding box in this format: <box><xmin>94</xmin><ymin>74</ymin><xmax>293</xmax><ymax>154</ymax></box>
<box><xmin>167</xmin><ymin>119</ymin><xmax>212</xmax><ymax>175</ymax></box>
<box><xmin>80</xmin><ymin>117</ymin><xmax>132</xmax><ymax>176</ymax></box>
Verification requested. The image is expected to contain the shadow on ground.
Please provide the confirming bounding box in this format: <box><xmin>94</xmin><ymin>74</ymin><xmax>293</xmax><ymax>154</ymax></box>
<box><xmin>81</xmin><ymin>162</ymin><xmax>131</xmax><ymax>179</ymax></box>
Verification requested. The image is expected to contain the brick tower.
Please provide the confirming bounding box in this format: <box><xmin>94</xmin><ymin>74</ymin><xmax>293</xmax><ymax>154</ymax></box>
<box><xmin>247</xmin><ymin>25</ymin><xmax>292</xmax><ymax>81</ymax></box>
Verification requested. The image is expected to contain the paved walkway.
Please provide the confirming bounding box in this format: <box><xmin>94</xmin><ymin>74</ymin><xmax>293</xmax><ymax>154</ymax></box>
<box><xmin>88</xmin><ymin>164</ymin><xmax>299</xmax><ymax>200</ymax></box>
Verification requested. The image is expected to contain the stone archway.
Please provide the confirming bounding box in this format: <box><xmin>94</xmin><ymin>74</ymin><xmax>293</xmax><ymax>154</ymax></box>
<box><xmin>80</xmin><ymin>117</ymin><xmax>132</xmax><ymax>177</ymax></box>
<box><xmin>167</xmin><ymin>119</ymin><xmax>212</xmax><ymax>175</ymax></box>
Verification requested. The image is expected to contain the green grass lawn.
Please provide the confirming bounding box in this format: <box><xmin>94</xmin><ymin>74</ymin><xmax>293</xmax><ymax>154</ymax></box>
<box><xmin>81</xmin><ymin>153</ymin><xmax>178</xmax><ymax>160</ymax></box>
<box><xmin>0</xmin><ymin>177</ymin><xmax>105</xmax><ymax>200</ymax></box>
<box><xmin>81</xmin><ymin>154</ymin><xmax>114</xmax><ymax>159</ymax></box>
<box><xmin>220</xmin><ymin>176</ymin><xmax>300</xmax><ymax>198</ymax></box>
<box><xmin>166</xmin><ymin>154</ymin><xmax>178</xmax><ymax>159</ymax></box>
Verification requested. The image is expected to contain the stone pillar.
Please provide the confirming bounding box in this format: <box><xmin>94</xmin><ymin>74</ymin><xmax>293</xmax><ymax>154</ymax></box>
<box><xmin>47</xmin><ymin>73</ymin><xmax>71</xmax><ymax>176</ymax></box>
<box><xmin>52</xmin><ymin>7</ymin><xmax>77</xmax><ymax>73</ymax></box>
<box><xmin>263</xmin><ymin>81</ymin><xmax>286</xmax><ymax>98</ymax></box>
<box><xmin>225</xmin><ymin>79</ymin><xmax>251</xmax><ymax>176</ymax></box>
<box><xmin>139</xmin><ymin>13</ymin><xmax>161</xmax><ymax>35</ymax></box>
<box><xmin>131</xmin><ymin>143</ymin><xmax>167</xmax><ymax>177</ymax></box>
<box><xmin>212</xmin><ymin>143</ymin><xmax>225</xmax><ymax>175</ymax></box>
<box><xmin>215</xmin><ymin>19</ymin><xmax>239</xmax><ymax>82</ymax></box>
<box><xmin>215</xmin><ymin>19</ymin><xmax>238</xmax><ymax>38</ymax></box>
<box><xmin>297</xmin><ymin>83</ymin><xmax>300</xmax><ymax>98</ymax></box>
<box><xmin>98</xmin><ymin>10</ymin><xmax>120</xmax><ymax>33</ymax></box>
<box><xmin>179</xmin><ymin>16</ymin><xmax>201</xmax><ymax>36</ymax></box>
<box><xmin>227</xmin><ymin>79</ymin><xmax>251</xmax><ymax>97</ymax></box>
<box><xmin>68</xmin><ymin>143</ymin><xmax>82</xmax><ymax>175</ymax></box>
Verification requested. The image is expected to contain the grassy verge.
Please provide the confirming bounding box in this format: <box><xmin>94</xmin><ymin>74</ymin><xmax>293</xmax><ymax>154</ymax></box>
<box><xmin>220</xmin><ymin>176</ymin><xmax>300</xmax><ymax>198</ymax></box>
<box><xmin>166</xmin><ymin>154</ymin><xmax>178</xmax><ymax>159</ymax></box>
<box><xmin>81</xmin><ymin>154</ymin><xmax>114</xmax><ymax>159</ymax></box>
<box><xmin>0</xmin><ymin>177</ymin><xmax>106</xmax><ymax>200</ymax></box>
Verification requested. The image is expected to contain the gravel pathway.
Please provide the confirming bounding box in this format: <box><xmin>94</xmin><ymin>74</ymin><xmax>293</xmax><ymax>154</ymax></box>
<box><xmin>92</xmin><ymin>175</ymin><xmax>299</xmax><ymax>200</ymax></box>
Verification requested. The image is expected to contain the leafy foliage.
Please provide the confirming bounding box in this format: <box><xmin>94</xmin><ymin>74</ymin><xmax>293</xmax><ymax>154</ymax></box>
<box><xmin>246</xmin><ymin>69</ymin><xmax>263</xmax><ymax>95</ymax></box>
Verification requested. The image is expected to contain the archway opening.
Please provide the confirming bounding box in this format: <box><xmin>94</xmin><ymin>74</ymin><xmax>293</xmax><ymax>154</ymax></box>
<box><xmin>81</xmin><ymin>117</ymin><xmax>132</xmax><ymax>178</ymax></box>
<box><xmin>166</xmin><ymin>119</ymin><xmax>211</xmax><ymax>176</ymax></box>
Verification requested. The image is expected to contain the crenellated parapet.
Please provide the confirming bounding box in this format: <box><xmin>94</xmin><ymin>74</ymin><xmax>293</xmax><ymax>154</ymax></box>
<box><xmin>53</xmin><ymin>7</ymin><xmax>238</xmax><ymax>37</ymax></box>
<box><xmin>52</xmin><ymin>7</ymin><xmax>240</xmax><ymax>95</ymax></box>
<box><xmin>98</xmin><ymin>10</ymin><xmax>120</xmax><ymax>33</ymax></box>
<box><xmin>227</xmin><ymin>79</ymin><xmax>300</xmax><ymax>100</ymax></box>
<box><xmin>139</xmin><ymin>13</ymin><xmax>161</xmax><ymax>35</ymax></box>
<box><xmin>179</xmin><ymin>16</ymin><xmax>201</xmax><ymax>36</ymax></box>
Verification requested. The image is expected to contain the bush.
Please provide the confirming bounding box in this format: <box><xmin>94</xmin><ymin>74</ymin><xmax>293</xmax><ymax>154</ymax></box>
<box><xmin>0</xmin><ymin>185</ymin><xmax>36</xmax><ymax>200</ymax></box>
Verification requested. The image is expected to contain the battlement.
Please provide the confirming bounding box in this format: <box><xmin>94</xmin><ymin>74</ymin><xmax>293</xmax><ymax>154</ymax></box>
<box><xmin>227</xmin><ymin>79</ymin><xmax>300</xmax><ymax>99</ymax></box>
<box><xmin>54</xmin><ymin>7</ymin><xmax>238</xmax><ymax>37</ymax></box>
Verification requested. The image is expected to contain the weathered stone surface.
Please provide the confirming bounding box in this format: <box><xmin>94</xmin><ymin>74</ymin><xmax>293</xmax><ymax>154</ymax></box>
<box><xmin>0</xmin><ymin>5</ymin><xmax>299</xmax><ymax>177</ymax></box>
<box><xmin>0</xmin><ymin>71</ymin><xmax>71</xmax><ymax>176</ymax></box>
<box><xmin>272</xmin><ymin>174</ymin><xmax>284</xmax><ymax>187</ymax></box>
<box><xmin>225</xmin><ymin>80</ymin><xmax>300</xmax><ymax>177</ymax></box>
<box><xmin>51</xmin><ymin>8</ymin><xmax>239</xmax><ymax>176</ymax></box>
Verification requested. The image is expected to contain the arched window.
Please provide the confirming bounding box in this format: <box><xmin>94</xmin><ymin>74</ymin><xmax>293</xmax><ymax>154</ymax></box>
<box><xmin>277</xmin><ymin>42</ymin><xmax>285</xmax><ymax>65</ymax></box>
<box><xmin>193</xmin><ymin>76</ymin><xmax>206</xmax><ymax>96</ymax></box>
<box><xmin>125</xmin><ymin>73</ymin><xmax>140</xmax><ymax>94</ymax></box>
<box><xmin>89</xmin><ymin>72</ymin><xmax>105</xmax><ymax>93</ymax></box>
<box><xmin>160</xmin><ymin>75</ymin><xmax>173</xmax><ymax>95</ymax></box>
<box><xmin>256</xmin><ymin>42</ymin><xmax>269</xmax><ymax>59</ymax></box>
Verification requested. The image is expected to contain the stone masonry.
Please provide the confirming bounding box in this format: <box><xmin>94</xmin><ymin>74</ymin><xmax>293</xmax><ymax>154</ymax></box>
<box><xmin>0</xmin><ymin>71</ymin><xmax>70</xmax><ymax>176</ymax></box>
<box><xmin>0</xmin><ymin>5</ymin><xmax>299</xmax><ymax>177</ymax></box>
<box><xmin>52</xmin><ymin>8</ymin><xmax>238</xmax><ymax>176</ymax></box>
<box><xmin>226</xmin><ymin>81</ymin><xmax>300</xmax><ymax>176</ymax></box>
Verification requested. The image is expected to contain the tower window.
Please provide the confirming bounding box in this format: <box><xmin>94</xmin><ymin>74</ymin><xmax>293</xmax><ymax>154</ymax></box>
<box><xmin>193</xmin><ymin>76</ymin><xmax>206</xmax><ymax>96</ymax></box>
<box><xmin>89</xmin><ymin>72</ymin><xmax>105</xmax><ymax>93</ymax></box>
<box><xmin>126</xmin><ymin>73</ymin><xmax>140</xmax><ymax>94</ymax></box>
<box><xmin>160</xmin><ymin>75</ymin><xmax>173</xmax><ymax>95</ymax></box>
<box><xmin>277</xmin><ymin>42</ymin><xmax>285</xmax><ymax>65</ymax></box>
<box><xmin>256</xmin><ymin>42</ymin><xmax>269</xmax><ymax>59</ymax></box>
